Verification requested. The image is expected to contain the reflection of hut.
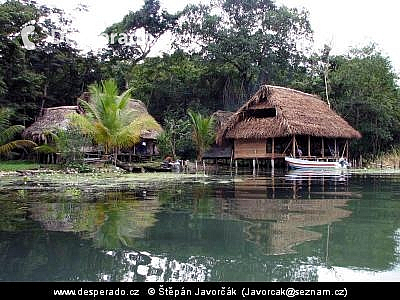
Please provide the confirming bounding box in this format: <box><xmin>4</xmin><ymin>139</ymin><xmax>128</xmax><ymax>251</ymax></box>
<box><xmin>22</xmin><ymin>106</ymin><xmax>80</xmax><ymax>143</ymax></box>
<box><xmin>217</xmin><ymin>85</ymin><xmax>361</xmax><ymax>167</ymax></box>
<box><xmin>203</xmin><ymin>110</ymin><xmax>234</xmax><ymax>161</ymax></box>
<box><xmin>215</xmin><ymin>176</ymin><xmax>352</xmax><ymax>255</ymax></box>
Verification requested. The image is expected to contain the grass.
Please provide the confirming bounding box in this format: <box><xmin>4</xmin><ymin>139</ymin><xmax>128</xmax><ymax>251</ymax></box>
<box><xmin>365</xmin><ymin>147</ymin><xmax>400</xmax><ymax>169</ymax></box>
<box><xmin>0</xmin><ymin>161</ymin><xmax>42</xmax><ymax>171</ymax></box>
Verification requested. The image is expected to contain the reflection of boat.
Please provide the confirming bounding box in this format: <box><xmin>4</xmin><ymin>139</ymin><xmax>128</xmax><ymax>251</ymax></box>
<box><xmin>286</xmin><ymin>168</ymin><xmax>348</xmax><ymax>176</ymax></box>
<box><xmin>285</xmin><ymin>156</ymin><xmax>349</xmax><ymax>169</ymax></box>
<box><xmin>285</xmin><ymin>168</ymin><xmax>349</xmax><ymax>182</ymax></box>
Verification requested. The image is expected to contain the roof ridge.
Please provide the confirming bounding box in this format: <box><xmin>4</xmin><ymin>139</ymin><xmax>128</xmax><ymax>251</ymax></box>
<box><xmin>265</xmin><ymin>85</ymin><xmax>323</xmax><ymax>101</ymax></box>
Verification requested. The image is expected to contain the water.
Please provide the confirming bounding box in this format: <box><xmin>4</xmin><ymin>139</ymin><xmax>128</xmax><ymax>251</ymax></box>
<box><xmin>1</xmin><ymin>170</ymin><xmax>400</xmax><ymax>282</ymax></box>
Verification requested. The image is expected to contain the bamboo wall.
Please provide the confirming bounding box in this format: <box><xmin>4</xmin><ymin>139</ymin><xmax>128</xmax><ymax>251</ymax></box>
<box><xmin>234</xmin><ymin>139</ymin><xmax>266</xmax><ymax>159</ymax></box>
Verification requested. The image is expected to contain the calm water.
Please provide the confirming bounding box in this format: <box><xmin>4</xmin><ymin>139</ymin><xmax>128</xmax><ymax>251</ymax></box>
<box><xmin>1</xmin><ymin>170</ymin><xmax>400</xmax><ymax>282</ymax></box>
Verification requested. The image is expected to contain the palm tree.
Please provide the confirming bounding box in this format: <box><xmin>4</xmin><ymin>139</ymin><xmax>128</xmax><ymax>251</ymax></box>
<box><xmin>0</xmin><ymin>108</ymin><xmax>36</xmax><ymax>156</ymax></box>
<box><xmin>70</xmin><ymin>79</ymin><xmax>160</xmax><ymax>164</ymax></box>
<box><xmin>187</xmin><ymin>110</ymin><xmax>215</xmax><ymax>161</ymax></box>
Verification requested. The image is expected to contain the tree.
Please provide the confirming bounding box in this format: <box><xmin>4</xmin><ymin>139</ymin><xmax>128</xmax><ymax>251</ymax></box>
<box><xmin>175</xmin><ymin>0</ymin><xmax>313</xmax><ymax>106</ymax></box>
<box><xmin>102</xmin><ymin>0</ymin><xmax>179</xmax><ymax>88</ymax></box>
<box><xmin>129</xmin><ymin>51</ymin><xmax>225</xmax><ymax>119</ymax></box>
<box><xmin>0</xmin><ymin>107</ymin><xmax>36</xmax><ymax>156</ymax></box>
<box><xmin>156</xmin><ymin>115</ymin><xmax>194</xmax><ymax>160</ymax></box>
<box><xmin>0</xmin><ymin>1</ymin><xmax>103</xmax><ymax>125</ymax></box>
<box><xmin>70</xmin><ymin>79</ymin><xmax>160</xmax><ymax>164</ymax></box>
<box><xmin>187</xmin><ymin>110</ymin><xmax>215</xmax><ymax>161</ymax></box>
<box><xmin>329</xmin><ymin>45</ymin><xmax>400</xmax><ymax>156</ymax></box>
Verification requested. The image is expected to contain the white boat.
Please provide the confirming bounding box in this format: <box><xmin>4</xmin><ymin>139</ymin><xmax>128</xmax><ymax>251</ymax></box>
<box><xmin>285</xmin><ymin>156</ymin><xmax>349</xmax><ymax>169</ymax></box>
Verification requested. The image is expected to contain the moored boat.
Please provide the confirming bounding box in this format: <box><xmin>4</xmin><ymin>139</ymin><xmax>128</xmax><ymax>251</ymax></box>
<box><xmin>285</xmin><ymin>156</ymin><xmax>349</xmax><ymax>169</ymax></box>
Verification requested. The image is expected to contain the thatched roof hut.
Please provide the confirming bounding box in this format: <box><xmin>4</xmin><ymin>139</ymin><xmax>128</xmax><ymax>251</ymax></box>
<box><xmin>22</xmin><ymin>106</ymin><xmax>80</xmax><ymax>143</ymax></box>
<box><xmin>23</xmin><ymin>99</ymin><xmax>162</xmax><ymax>143</ymax></box>
<box><xmin>218</xmin><ymin>85</ymin><xmax>361</xmax><ymax>142</ymax></box>
<box><xmin>217</xmin><ymin>85</ymin><xmax>361</xmax><ymax>161</ymax></box>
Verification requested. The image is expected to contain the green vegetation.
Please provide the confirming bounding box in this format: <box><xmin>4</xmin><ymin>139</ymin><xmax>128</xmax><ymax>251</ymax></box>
<box><xmin>0</xmin><ymin>160</ymin><xmax>40</xmax><ymax>171</ymax></box>
<box><xmin>188</xmin><ymin>110</ymin><xmax>215</xmax><ymax>160</ymax></box>
<box><xmin>0</xmin><ymin>0</ymin><xmax>399</xmax><ymax>163</ymax></box>
<box><xmin>0</xmin><ymin>107</ymin><xmax>36</xmax><ymax>156</ymax></box>
<box><xmin>70</xmin><ymin>79</ymin><xmax>160</xmax><ymax>163</ymax></box>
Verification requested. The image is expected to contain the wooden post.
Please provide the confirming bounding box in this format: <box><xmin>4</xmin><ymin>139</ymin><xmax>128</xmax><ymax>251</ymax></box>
<box><xmin>253</xmin><ymin>158</ymin><xmax>256</xmax><ymax>174</ymax></box>
<box><xmin>292</xmin><ymin>135</ymin><xmax>296</xmax><ymax>157</ymax></box>
<box><xmin>308</xmin><ymin>135</ymin><xmax>311</xmax><ymax>157</ymax></box>
<box><xmin>334</xmin><ymin>139</ymin><xmax>337</xmax><ymax>158</ymax></box>
<box><xmin>321</xmin><ymin>138</ymin><xmax>325</xmax><ymax>158</ymax></box>
<box><xmin>230</xmin><ymin>148</ymin><xmax>233</xmax><ymax>170</ymax></box>
<box><xmin>271</xmin><ymin>138</ymin><xmax>275</xmax><ymax>171</ymax></box>
<box><xmin>346</xmin><ymin>140</ymin><xmax>349</xmax><ymax>160</ymax></box>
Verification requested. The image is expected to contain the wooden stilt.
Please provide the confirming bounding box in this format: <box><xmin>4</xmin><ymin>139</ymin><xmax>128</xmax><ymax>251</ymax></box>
<box><xmin>230</xmin><ymin>148</ymin><xmax>233</xmax><ymax>170</ymax></box>
<box><xmin>321</xmin><ymin>138</ymin><xmax>325</xmax><ymax>158</ymax></box>
<box><xmin>334</xmin><ymin>139</ymin><xmax>337</xmax><ymax>158</ymax></box>
<box><xmin>346</xmin><ymin>140</ymin><xmax>349</xmax><ymax>160</ymax></box>
<box><xmin>308</xmin><ymin>135</ymin><xmax>311</xmax><ymax>157</ymax></box>
<box><xmin>292</xmin><ymin>135</ymin><xmax>296</xmax><ymax>157</ymax></box>
<box><xmin>272</xmin><ymin>138</ymin><xmax>275</xmax><ymax>171</ymax></box>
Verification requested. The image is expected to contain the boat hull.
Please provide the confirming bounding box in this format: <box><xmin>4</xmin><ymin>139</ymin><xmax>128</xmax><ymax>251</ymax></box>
<box><xmin>285</xmin><ymin>157</ymin><xmax>347</xmax><ymax>169</ymax></box>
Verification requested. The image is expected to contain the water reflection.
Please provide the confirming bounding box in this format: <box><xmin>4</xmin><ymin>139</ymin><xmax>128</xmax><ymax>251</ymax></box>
<box><xmin>0</xmin><ymin>172</ymin><xmax>400</xmax><ymax>281</ymax></box>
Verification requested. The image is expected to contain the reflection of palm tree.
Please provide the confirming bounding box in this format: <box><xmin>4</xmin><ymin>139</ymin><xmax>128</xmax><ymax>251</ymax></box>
<box><xmin>29</xmin><ymin>195</ymin><xmax>160</xmax><ymax>250</ymax></box>
<box><xmin>93</xmin><ymin>200</ymin><xmax>159</xmax><ymax>249</ymax></box>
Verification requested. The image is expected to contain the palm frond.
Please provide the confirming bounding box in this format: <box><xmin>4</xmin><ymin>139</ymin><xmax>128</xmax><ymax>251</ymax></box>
<box><xmin>34</xmin><ymin>144</ymin><xmax>57</xmax><ymax>154</ymax></box>
<box><xmin>0</xmin><ymin>140</ymin><xmax>37</xmax><ymax>154</ymax></box>
<box><xmin>0</xmin><ymin>107</ymin><xmax>12</xmax><ymax>131</ymax></box>
<box><xmin>0</xmin><ymin>125</ymin><xmax>25</xmax><ymax>145</ymax></box>
<box><xmin>118</xmin><ymin>88</ymin><xmax>133</xmax><ymax>110</ymax></box>
<box><xmin>78</xmin><ymin>99</ymin><xmax>101</xmax><ymax>121</ymax></box>
<box><xmin>69</xmin><ymin>114</ymin><xmax>96</xmax><ymax>137</ymax></box>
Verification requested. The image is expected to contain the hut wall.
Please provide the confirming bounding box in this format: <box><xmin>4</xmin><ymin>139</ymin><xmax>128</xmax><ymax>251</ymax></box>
<box><xmin>234</xmin><ymin>139</ymin><xmax>266</xmax><ymax>159</ymax></box>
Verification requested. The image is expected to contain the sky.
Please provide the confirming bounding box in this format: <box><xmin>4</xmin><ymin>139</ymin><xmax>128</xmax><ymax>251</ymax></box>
<box><xmin>36</xmin><ymin>0</ymin><xmax>400</xmax><ymax>73</ymax></box>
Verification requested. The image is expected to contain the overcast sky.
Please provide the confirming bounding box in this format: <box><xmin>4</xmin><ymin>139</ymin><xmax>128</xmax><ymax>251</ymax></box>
<box><xmin>37</xmin><ymin>0</ymin><xmax>400</xmax><ymax>73</ymax></box>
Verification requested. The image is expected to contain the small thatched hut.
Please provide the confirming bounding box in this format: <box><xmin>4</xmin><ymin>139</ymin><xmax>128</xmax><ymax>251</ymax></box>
<box><xmin>22</xmin><ymin>106</ymin><xmax>80</xmax><ymax>143</ymax></box>
<box><xmin>23</xmin><ymin>99</ymin><xmax>163</xmax><ymax>158</ymax></box>
<box><xmin>217</xmin><ymin>85</ymin><xmax>361</xmax><ymax>164</ymax></box>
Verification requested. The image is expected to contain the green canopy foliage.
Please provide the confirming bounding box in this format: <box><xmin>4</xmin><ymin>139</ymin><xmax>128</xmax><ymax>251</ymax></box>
<box><xmin>1</xmin><ymin>0</ymin><xmax>400</xmax><ymax>159</ymax></box>
<box><xmin>329</xmin><ymin>45</ymin><xmax>400</xmax><ymax>156</ymax></box>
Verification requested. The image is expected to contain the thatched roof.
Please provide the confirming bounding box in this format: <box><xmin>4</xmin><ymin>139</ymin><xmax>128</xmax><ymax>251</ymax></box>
<box><xmin>22</xmin><ymin>106</ymin><xmax>80</xmax><ymax>142</ymax></box>
<box><xmin>217</xmin><ymin>85</ymin><xmax>361</xmax><ymax>143</ymax></box>
<box><xmin>23</xmin><ymin>99</ymin><xmax>162</xmax><ymax>142</ymax></box>
<box><xmin>212</xmin><ymin>110</ymin><xmax>234</xmax><ymax>131</ymax></box>
<box><xmin>125</xmin><ymin>99</ymin><xmax>163</xmax><ymax>140</ymax></box>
